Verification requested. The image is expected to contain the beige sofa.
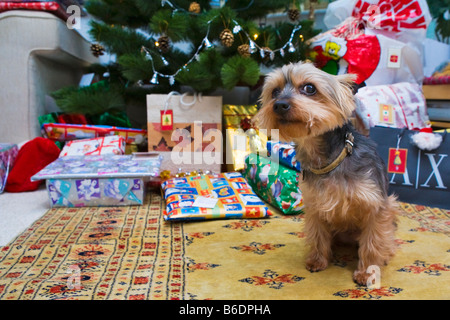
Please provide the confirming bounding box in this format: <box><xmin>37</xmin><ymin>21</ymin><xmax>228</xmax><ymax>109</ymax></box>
<box><xmin>0</xmin><ymin>10</ymin><xmax>97</xmax><ymax>144</ymax></box>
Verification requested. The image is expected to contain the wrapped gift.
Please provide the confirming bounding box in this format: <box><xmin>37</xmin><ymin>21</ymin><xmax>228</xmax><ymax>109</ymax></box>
<box><xmin>266</xmin><ymin>141</ymin><xmax>301</xmax><ymax>172</ymax></box>
<box><xmin>243</xmin><ymin>153</ymin><xmax>304</xmax><ymax>215</ymax></box>
<box><xmin>42</xmin><ymin>123</ymin><xmax>146</xmax><ymax>144</ymax></box>
<box><xmin>31</xmin><ymin>153</ymin><xmax>162</xmax><ymax>207</ymax></box>
<box><xmin>223</xmin><ymin>104</ymin><xmax>259</xmax><ymax>129</ymax></box>
<box><xmin>355</xmin><ymin>82</ymin><xmax>431</xmax><ymax>135</ymax></box>
<box><xmin>59</xmin><ymin>135</ymin><xmax>126</xmax><ymax>157</ymax></box>
<box><xmin>161</xmin><ymin>171</ymin><xmax>272</xmax><ymax>221</ymax></box>
<box><xmin>223</xmin><ymin>104</ymin><xmax>268</xmax><ymax>171</ymax></box>
<box><xmin>147</xmin><ymin>93</ymin><xmax>222</xmax><ymax>173</ymax></box>
<box><xmin>0</xmin><ymin>2</ymin><xmax>71</xmax><ymax>21</ymax></box>
<box><xmin>0</xmin><ymin>143</ymin><xmax>19</xmax><ymax>193</ymax></box>
<box><xmin>309</xmin><ymin>0</ymin><xmax>431</xmax><ymax>86</ymax></box>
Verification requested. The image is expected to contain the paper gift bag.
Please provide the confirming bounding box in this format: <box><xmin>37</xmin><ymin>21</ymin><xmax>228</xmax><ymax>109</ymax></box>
<box><xmin>370</xmin><ymin>126</ymin><xmax>450</xmax><ymax>209</ymax></box>
<box><xmin>147</xmin><ymin>93</ymin><xmax>222</xmax><ymax>173</ymax></box>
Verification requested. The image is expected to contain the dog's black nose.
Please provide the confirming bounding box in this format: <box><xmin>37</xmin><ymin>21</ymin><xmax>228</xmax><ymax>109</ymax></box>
<box><xmin>273</xmin><ymin>100</ymin><xmax>291</xmax><ymax>115</ymax></box>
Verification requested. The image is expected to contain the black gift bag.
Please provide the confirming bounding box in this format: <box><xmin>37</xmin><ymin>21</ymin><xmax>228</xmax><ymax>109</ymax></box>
<box><xmin>370</xmin><ymin>127</ymin><xmax>450</xmax><ymax>209</ymax></box>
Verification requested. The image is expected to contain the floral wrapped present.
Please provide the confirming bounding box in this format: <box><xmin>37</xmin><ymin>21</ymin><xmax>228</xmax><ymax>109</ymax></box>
<box><xmin>161</xmin><ymin>171</ymin><xmax>272</xmax><ymax>221</ymax></box>
<box><xmin>59</xmin><ymin>135</ymin><xmax>126</xmax><ymax>157</ymax></box>
<box><xmin>243</xmin><ymin>153</ymin><xmax>304</xmax><ymax>215</ymax></box>
<box><xmin>0</xmin><ymin>143</ymin><xmax>19</xmax><ymax>193</ymax></box>
<box><xmin>31</xmin><ymin>153</ymin><xmax>162</xmax><ymax>207</ymax></box>
<box><xmin>266</xmin><ymin>141</ymin><xmax>301</xmax><ymax>172</ymax></box>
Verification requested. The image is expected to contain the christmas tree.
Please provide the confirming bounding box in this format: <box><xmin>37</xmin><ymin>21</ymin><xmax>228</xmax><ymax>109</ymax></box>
<box><xmin>51</xmin><ymin>0</ymin><xmax>320</xmax><ymax>126</ymax></box>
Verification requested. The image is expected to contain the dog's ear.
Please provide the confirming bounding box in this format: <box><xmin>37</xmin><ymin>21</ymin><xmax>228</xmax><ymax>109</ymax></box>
<box><xmin>333</xmin><ymin>73</ymin><xmax>357</xmax><ymax>118</ymax></box>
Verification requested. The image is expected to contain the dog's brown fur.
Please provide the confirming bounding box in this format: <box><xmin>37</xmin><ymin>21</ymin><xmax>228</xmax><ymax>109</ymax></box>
<box><xmin>255</xmin><ymin>62</ymin><xmax>399</xmax><ymax>286</ymax></box>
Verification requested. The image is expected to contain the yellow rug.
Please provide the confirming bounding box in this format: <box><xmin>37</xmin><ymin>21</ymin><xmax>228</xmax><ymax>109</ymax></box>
<box><xmin>0</xmin><ymin>191</ymin><xmax>449</xmax><ymax>300</ymax></box>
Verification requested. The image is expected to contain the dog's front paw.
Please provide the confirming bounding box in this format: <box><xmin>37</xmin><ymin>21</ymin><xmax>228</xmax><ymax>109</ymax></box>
<box><xmin>306</xmin><ymin>256</ymin><xmax>328</xmax><ymax>273</ymax></box>
<box><xmin>352</xmin><ymin>270</ymin><xmax>371</xmax><ymax>286</ymax></box>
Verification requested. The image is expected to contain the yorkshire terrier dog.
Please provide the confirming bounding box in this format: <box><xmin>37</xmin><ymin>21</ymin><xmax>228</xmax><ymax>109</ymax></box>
<box><xmin>255</xmin><ymin>62</ymin><xmax>398</xmax><ymax>286</ymax></box>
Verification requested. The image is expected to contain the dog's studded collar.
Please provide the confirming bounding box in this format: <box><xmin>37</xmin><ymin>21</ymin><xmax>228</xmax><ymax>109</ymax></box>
<box><xmin>308</xmin><ymin>132</ymin><xmax>354</xmax><ymax>175</ymax></box>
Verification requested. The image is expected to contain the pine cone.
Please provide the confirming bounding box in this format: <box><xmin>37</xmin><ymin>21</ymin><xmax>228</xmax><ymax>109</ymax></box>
<box><xmin>220</xmin><ymin>29</ymin><xmax>234</xmax><ymax>47</ymax></box>
<box><xmin>90</xmin><ymin>43</ymin><xmax>105</xmax><ymax>57</ymax></box>
<box><xmin>288</xmin><ymin>8</ymin><xmax>300</xmax><ymax>21</ymax></box>
<box><xmin>237</xmin><ymin>44</ymin><xmax>251</xmax><ymax>57</ymax></box>
<box><xmin>157</xmin><ymin>35</ymin><xmax>170</xmax><ymax>53</ymax></box>
<box><xmin>188</xmin><ymin>1</ymin><xmax>201</xmax><ymax>13</ymax></box>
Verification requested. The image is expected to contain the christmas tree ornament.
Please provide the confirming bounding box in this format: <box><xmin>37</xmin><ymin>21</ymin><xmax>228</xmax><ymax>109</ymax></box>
<box><xmin>233</xmin><ymin>25</ymin><xmax>241</xmax><ymax>34</ymax></box>
<box><xmin>260</xmin><ymin>48</ymin><xmax>265</xmax><ymax>58</ymax></box>
<box><xmin>288</xmin><ymin>8</ymin><xmax>300</xmax><ymax>21</ymax></box>
<box><xmin>188</xmin><ymin>1</ymin><xmax>200</xmax><ymax>13</ymax></box>
<box><xmin>161</xmin><ymin>55</ymin><xmax>169</xmax><ymax>66</ymax></box>
<box><xmin>203</xmin><ymin>37</ymin><xmax>213</xmax><ymax>48</ymax></box>
<box><xmin>150</xmin><ymin>73</ymin><xmax>159</xmax><ymax>84</ymax></box>
<box><xmin>157</xmin><ymin>35</ymin><xmax>170</xmax><ymax>53</ymax></box>
<box><xmin>288</xmin><ymin>42</ymin><xmax>296</xmax><ymax>53</ymax></box>
<box><xmin>220</xmin><ymin>28</ymin><xmax>234</xmax><ymax>47</ymax></box>
<box><xmin>249</xmin><ymin>40</ymin><xmax>257</xmax><ymax>53</ymax></box>
<box><xmin>260</xmin><ymin>47</ymin><xmax>272</xmax><ymax>61</ymax></box>
<box><xmin>90</xmin><ymin>43</ymin><xmax>105</xmax><ymax>57</ymax></box>
<box><xmin>237</xmin><ymin>44</ymin><xmax>251</xmax><ymax>57</ymax></box>
<box><xmin>280</xmin><ymin>48</ymin><xmax>285</xmax><ymax>57</ymax></box>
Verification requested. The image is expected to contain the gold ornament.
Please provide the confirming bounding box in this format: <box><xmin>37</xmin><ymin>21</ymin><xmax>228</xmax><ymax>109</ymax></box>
<box><xmin>220</xmin><ymin>28</ymin><xmax>234</xmax><ymax>47</ymax></box>
<box><xmin>160</xmin><ymin>170</ymin><xmax>171</xmax><ymax>180</ymax></box>
<box><xmin>188</xmin><ymin>1</ymin><xmax>201</xmax><ymax>13</ymax></box>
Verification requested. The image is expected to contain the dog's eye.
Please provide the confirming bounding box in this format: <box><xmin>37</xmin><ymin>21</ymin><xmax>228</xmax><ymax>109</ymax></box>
<box><xmin>272</xmin><ymin>88</ymin><xmax>280</xmax><ymax>98</ymax></box>
<box><xmin>300</xmin><ymin>83</ymin><xmax>316</xmax><ymax>96</ymax></box>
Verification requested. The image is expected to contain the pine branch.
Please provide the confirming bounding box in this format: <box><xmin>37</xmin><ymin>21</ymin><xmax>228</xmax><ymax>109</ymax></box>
<box><xmin>220</xmin><ymin>55</ymin><xmax>260</xmax><ymax>90</ymax></box>
<box><xmin>51</xmin><ymin>82</ymin><xmax>126</xmax><ymax>115</ymax></box>
<box><xmin>149</xmin><ymin>9</ymin><xmax>190</xmax><ymax>41</ymax></box>
<box><xmin>85</xmin><ymin>0</ymin><xmax>149</xmax><ymax>28</ymax></box>
<box><xmin>89</xmin><ymin>20</ymin><xmax>154</xmax><ymax>56</ymax></box>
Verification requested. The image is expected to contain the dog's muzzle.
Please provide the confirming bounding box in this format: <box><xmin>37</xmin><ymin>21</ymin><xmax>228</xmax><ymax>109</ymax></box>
<box><xmin>273</xmin><ymin>100</ymin><xmax>291</xmax><ymax>115</ymax></box>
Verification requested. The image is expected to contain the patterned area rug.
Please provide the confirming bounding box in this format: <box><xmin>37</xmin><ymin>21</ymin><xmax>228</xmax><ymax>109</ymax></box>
<box><xmin>0</xmin><ymin>191</ymin><xmax>449</xmax><ymax>300</ymax></box>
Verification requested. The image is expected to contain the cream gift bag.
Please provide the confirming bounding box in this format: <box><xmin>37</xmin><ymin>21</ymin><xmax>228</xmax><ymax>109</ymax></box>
<box><xmin>147</xmin><ymin>92</ymin><xmax>223</xmax><ymax>173</ymax></box>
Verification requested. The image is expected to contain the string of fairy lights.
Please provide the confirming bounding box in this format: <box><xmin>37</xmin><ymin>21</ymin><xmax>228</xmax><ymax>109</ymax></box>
<box><xmin>140</xmin><ymin>0</ymin><xmax>304</xmax><ymax>85</ymax></box>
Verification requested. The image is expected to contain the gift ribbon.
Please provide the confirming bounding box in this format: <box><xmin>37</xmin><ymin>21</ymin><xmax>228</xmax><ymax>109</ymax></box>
<box><xmin>162</xmin><ymin>91</ymin><xmax>202</xmax><ymax>117</ymax></box>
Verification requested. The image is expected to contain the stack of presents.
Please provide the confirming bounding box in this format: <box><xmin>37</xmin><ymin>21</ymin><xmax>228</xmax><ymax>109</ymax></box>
<box><xmin>1</xmin><ymin>0</ymin><xmax>449</xmax><ymax>222</ymax></box>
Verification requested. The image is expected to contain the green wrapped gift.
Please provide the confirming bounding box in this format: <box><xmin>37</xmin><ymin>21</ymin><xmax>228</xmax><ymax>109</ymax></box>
<box><xmin>243</xmin><ymin>153</ymin><xmax>304</xmax><ymax>215</ymax></box>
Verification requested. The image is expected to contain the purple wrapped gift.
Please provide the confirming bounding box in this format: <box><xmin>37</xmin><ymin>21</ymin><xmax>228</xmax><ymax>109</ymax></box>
<box><xmin>0</xmin><ymin>143</ymin><xmax>19</xmax><ymax>193</ymax></box>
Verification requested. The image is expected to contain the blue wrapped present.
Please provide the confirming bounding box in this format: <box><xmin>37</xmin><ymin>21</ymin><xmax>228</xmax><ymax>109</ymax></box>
<box><xmin>266</xmin><ymin>141</ymin><xmax>301</xmax><ymax>172</ymax></box>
